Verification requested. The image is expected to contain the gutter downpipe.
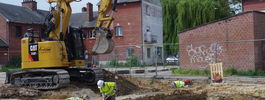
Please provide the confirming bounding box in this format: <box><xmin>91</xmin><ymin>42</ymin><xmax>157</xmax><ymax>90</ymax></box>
<box><xmin>6</xmin><ymin>21</ymin><xmax>10</xmax><ymax>63</ymax></box>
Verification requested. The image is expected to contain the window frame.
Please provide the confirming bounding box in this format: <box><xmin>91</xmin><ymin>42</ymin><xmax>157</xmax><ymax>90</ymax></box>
<box><xmin>15</xmin><ymin>26</ymin><xmax>22</xmax><ymax>37</ymax></box>
<box><xmin>88</xmin><ymin>31</ymin><xmax>95</xmax><ymax>39</ymax></box>
<box><xmin>115</xmin><ymin>26</ymin><xmax>123</xmax><ymax>37</ymax></box>
<box><xmin>126</xmin><ymin>48</ymin><xmax>135</xmax><ymax>58</ymax></box>
<box><xmin>147</xmin><ymin>48</ymin><xmax>151</xmax><ymax>58</ymax></box>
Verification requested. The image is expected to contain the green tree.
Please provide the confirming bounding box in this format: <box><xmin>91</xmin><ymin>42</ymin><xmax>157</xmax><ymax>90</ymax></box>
<box><xmin>161</xmin><ymin>0</ymin><xmax>239</xmax><ymax>55</ymax></box>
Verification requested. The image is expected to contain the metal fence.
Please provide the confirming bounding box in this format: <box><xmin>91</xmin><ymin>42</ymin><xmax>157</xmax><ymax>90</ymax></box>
<box><xmin>1</xmin><ymin>39</ymin><xmax>265</xmax><ymax>78</ymax></box>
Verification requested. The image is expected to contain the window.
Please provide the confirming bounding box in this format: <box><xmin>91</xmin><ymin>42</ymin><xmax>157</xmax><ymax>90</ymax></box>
<box><xmin>145</xmin><ymin>5</ymin><xmax>150</xmax><ymax>16</ymax></box>
<box><xmin>147</xmin><ymin>48</ymin><xmax>151</xmax><ymax>58</ymax></box>
<box><xmin>157</xmin><ymin>47</ymin><xmax>162</xmax><ymax>58</ymax></box>
<box><xmin>82</xmin><ymin>31</ymin><xmax>87</xmax><ymax>39</ymax></box>
<box><xmin>126</xmin><ymin>48</ymin><xmax>134</xmax><ymax>58</ymax></box>
<box><xmin>89</xmin><ymin>31</ymin><xmax>95</xmax><ymax>39</ymax></box>
<box><xmin>15</xmin><ymin>26</ymin><xmax>22</xmax><ymax>37</ymax></box>
<box><xmin>115</xmin><ymin>26</ymin><xmax>123</xmax><ymax>36</ymax></box>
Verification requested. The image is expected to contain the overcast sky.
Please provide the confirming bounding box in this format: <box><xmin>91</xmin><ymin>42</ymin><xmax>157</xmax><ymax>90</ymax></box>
<box><xmin>0</xmin><ymin>0</ymin><xmax>98</xmax><ymax>13</ymax></box>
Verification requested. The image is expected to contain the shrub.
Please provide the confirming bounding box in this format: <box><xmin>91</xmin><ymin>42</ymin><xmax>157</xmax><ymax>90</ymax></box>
<box><xmin>105</xmin><ymin>55</ymin><xmax>141</xmax><ymax>67</ymax></box>
<box><xmin>107</xmin><ymin>59</ymin><xmax>119</xmax><ymax>67</ymax></box>
<box><xmin>224</xmin><ymin>67</ymin><xmax>237</xmax><ymax>76</ymax></box>
<box><xmin>126</xmin><ymin>55</ymin><xmax>140</xmax><ymax>67</ymax></box>
<box><xmin>171</xmin><ymin>68</ymin><xmax>210</xmax><ymax>76</ymax></box>
<box><xmin>6</xmin><ymin>56</ymin><xmax>21</xmax><ymax>68</ymax></box>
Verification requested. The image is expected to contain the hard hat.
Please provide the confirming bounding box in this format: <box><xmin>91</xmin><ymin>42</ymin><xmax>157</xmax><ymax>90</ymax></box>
<box><xmin>97</xmin><ymin>80</ymin><xmax>104</xmax><ymax>88</ymax></box>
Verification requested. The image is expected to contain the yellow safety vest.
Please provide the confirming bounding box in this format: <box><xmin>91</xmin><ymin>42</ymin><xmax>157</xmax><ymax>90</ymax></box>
<box><xmin>174</xmin><ymin>81</ymin><xmax>185</xmax><ymax>88</ymax></box>
<box><xmin>99</xmin><ymin>82</ymin><xmax>116</xmax><ymax>96</ymax></box>
<box><xmin>65</xmin><ymin>97</ymin><xmax>83</xmax><ymax>100</ymax></box>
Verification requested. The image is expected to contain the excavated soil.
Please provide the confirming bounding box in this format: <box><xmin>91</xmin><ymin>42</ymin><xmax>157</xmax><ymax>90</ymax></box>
<box><xmin>103</xmin><ymin>70</ymin><xmax>141</xmax><ymax>96</ymax></box>
<box><xmin>1</xmin><ymin>70</ymin><xmax>265</xmax><ymax>100</ymax></box>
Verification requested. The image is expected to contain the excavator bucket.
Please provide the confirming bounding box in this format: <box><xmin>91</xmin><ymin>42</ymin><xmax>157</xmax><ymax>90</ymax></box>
<box><xmin>91</xmin><ymin>28</ymin><xmax>114</xmax><ymax>54</ymax></box>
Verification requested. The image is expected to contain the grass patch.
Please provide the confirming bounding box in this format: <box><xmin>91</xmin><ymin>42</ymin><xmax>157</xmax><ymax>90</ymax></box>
<box><xmin>171</xmin><ymin>68</ymin><xmax>210</xmax><ymax>76</ymax></box>
<box><xmin>0</xmin><ymin>65</ymin><xmax>20</xmax><ymax>72</ymax></box>
<box><xmin>172</xmin><ymin>67</ymin><xmax>265</xmax><ymax>76</ymax></box>
<box><xmin>224</xmin><ymin>67</ymin><xmax>265</xmax><ymax>76</ymax></box>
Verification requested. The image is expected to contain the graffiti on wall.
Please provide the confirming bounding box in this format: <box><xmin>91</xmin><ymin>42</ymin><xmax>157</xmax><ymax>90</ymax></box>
<box><xmin>186</xmin><ymin>43</ymin><xmax>223</xmax><ymax>67</ymax></box>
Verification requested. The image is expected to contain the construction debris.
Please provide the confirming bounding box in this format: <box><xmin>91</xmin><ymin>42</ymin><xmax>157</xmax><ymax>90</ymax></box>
<box><xmin>0</xmin><ymin>85</ymin><xmax>40</xmax><ymax>98</ymax></box>
<box><xmin>1</xmin><ymin>70</ymin><xmax>265</xmax><ymax>100</ymax></box>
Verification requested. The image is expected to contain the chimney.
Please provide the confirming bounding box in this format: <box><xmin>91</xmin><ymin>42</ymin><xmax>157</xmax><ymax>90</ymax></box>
<box><xmin>22</xmin><ymin>0</ymin><xmax>37</xmax><ymax>11</ymax></box>
<box><xmin>87</xmin><ymin>2</ymin><xmax>93</xmax><ymax>21</ymax></box>
<box><xmin>82</xmin><ymin>7</ymin><xmax>87</xmax><ymax>12</ymax></box>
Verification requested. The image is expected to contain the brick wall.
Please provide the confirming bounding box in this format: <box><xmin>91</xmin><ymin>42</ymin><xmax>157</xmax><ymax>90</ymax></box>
<box><xmin>179</xmin><ymin>11</ymin><xmax>265</xmax><ymax>71</ymax></box>
<box><xmin>84</xmin><ymin>2</ymin><xmax>143</xmax><ymax>62</ymax></box>
<box><xmin>8</xmin><ymin>22</ymin><xmax>44</xmax><ymax>61</ymax></box>
<box><xmin>0</xmin><ymin>15</ymin><xmax>7</xmax><ymax>42</ymax></box>
<box><xmin>253</xmin><ymin>12</ymin><xmax>265</xmax><ymax>70</ymax></box>
<box><xmin>0</xmin><ymin>48</ymin><xmax>8</xmax><ymax>65</ymax></box>
<box><xmin>243</xmin><ymin>0</ymin><xmax>265</xmax><ymax>11</ymax></box>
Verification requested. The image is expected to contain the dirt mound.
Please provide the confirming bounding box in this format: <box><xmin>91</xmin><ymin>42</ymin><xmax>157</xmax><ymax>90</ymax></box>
<box><xmin>0</xmin><ymin>85</ymin><xmax>40</xmax><ymax>98</ymax></box>
<box><xmin>40</xmin><ymin>84</ymin><xmax>100</xmax><ymax>100</ymax></box>
<box><xmin>103</xmin><ymin>69</ymin><xmax>140</xmax><ymax>96</ymax></box>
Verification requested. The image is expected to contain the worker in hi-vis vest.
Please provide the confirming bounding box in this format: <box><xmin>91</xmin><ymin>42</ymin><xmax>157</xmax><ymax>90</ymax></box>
<box><xmin>172</xmin><ymin>80</ymin><xmax>192</xmax><ymax>88</ymax></box>
<box><xmin>97</xmin><ymin>80</ymin><xmax>116</xmax><ymax>100</ymax></box>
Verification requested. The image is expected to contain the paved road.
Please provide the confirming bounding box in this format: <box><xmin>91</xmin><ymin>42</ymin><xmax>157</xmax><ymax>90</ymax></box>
<box><xmin>104</xmin><ymin>66</ymin><xmax>178</xmax><ymax>72</ymax></box>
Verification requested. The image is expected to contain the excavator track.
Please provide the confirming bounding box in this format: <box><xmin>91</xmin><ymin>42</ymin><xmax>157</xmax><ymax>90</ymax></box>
<box><xmin>6</xmin><ymin>68</ymin><xmax>104</xmax><ymax>90</ymax></box>
<box><xmin>66</xmin><ymin>68</ymin><xmax>104</xmax><ymax>85</ymax></box>
<box><xmin>8</xmin><ymin>69</ymin><xmax>70</xmax><ymax>90</ymax></box>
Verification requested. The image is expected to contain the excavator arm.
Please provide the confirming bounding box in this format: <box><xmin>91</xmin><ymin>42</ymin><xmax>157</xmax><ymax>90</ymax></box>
<box><xmin>46</xmin><ymin>0</ymin><xmax>117</xmax><ymax>54</ymax></box>
<box><xmin>96</xmin><ymin>0</ymin><xmax>117</xmax><ymax>28</ymax></box>
<box><xmin>91</xmin><ymin>0</ymin><xmax>118</xmax><ymax>55</ymax></box>
<box><xmin>46</xmin><ymin>0</ymin><xmax>76</xmax><ymax>40</ymax></box>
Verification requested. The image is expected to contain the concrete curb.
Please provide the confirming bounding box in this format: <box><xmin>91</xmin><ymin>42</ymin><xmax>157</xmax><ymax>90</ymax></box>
<box><xmin>106</xmin><ymin>67</ymin><xmax>173</xmax><ymax>74</ymax></box>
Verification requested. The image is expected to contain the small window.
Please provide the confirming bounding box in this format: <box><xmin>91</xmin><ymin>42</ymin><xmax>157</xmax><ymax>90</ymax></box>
<box><xmin>126</xmin><ymin>48</ymin><xmax>135</xmax><ymax>58</ymax></box>
<box><xmin>15</xmin><ymin>26</ymin><xmax>22</xmax><ymax>37</ymax></box>
<box><xmin>157</xmin><ymin>47</ymin><xmax>162</xmax><ymax>58</ymax></box>
<box><xmin>89</xmin><ymin>31</ymin><xmax>95</xmax><ymax>39</ymax></box>
<box><xmin>82</xmin><ymin>31</ymin><xmax>87</xmax><ymax>39</ymax></box>
<box><xmin>115</xmin><ymin>26</ymin><xmax>123</xmax><ymax>36</ymax></box>
<box><xmin>145</xmin><ymin>5</ymin><xmax>150</xmax><ymax>16</ymax></box>
<box><xmin>147</xmin><ymin>48</ymin><xmax>151</xmax><ymax>58</ymax></box>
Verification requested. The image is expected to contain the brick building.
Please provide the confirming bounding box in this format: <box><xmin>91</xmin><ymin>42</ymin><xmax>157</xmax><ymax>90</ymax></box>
<box><xmin>0</xmin><ymin>0</ymin><xmax>163</xmax><ymax>65</ymax></box>
<box><xmin>0</xmin><ymin>0</ymin><xmax>47</xmax><ymax>65</ymax></box>
<box><xmin>242</xmin><ymin>0</ymin><xmax>265</xmax><ymax>12</ymax></box>
<box><xmin>70</xmin><ymin>0</ymin><xmax>163</xmax><ymax>65</ymax></box>
<box><xmin>179</xmin><ymin>11</ymin><xmax>265</xmax><ymax>71</ymax></box>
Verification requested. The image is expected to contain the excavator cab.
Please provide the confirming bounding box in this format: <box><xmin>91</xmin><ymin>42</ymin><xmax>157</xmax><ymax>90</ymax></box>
<box><xmin>65</xmin><ymin>27</ymin><xmax>85</xmax><ymax>63</ymax></box>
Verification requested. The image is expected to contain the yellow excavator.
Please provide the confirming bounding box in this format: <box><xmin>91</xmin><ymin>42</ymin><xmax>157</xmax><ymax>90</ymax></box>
<box><xmin>5</xmin><ymin>0</ymin><xmax>118</xmax><ymax>90</ymax></box>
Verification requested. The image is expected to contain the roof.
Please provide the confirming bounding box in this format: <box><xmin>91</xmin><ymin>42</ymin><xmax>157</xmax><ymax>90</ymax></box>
<box><xmin>0</xmin><ymin>3</ymin><xmax>48</xmax><ymax>24</ymax></box>
<box><xmin>179</xmin><ymin>11</ymin><xmax>265</xmax><ymax>34</ymax></box>
<box><xmin>70</xmin><ymin>12</ymin><xmax>98</xmax><ymax>28</ymax></box>
<box><xmin>0</xmin><ymin>38</ymin><xmax>8</xmax><ymax>47</ymax></box>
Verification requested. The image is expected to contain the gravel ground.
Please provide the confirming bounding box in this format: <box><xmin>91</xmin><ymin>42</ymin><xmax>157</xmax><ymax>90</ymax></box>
<box><xmin>1</xmin><ymin>71</ymin><xmax>265</xmax><ymax>100</ymax></box>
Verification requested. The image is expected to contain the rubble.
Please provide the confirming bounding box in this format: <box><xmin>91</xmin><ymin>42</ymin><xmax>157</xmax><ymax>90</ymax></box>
<box><xmin>1</xmin><ymin>70</ymin><xmax>265</xmax><ymax>100</ymax></box>
<box><xmin>0</xmin><ymin>85</ymin><xmax>40</xmax><ymax>98</ymax></box>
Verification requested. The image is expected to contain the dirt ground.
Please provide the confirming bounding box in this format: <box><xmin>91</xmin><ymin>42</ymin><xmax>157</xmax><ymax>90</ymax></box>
<box><xmin>1</xmin><ymin>70</ymin><xmax>265</xmax><ymax>100</ymax></box>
